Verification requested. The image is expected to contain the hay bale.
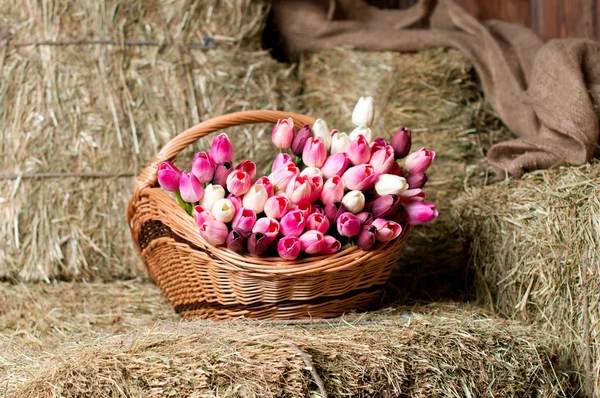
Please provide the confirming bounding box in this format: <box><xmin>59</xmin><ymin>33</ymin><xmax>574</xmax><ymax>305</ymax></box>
<box><xmin>0</xmin><ymin>283</ymin><xmax>573</xmax><ymax>396</ymax></box>
<box><xmin>300</xmin><ymin>48</ymin><xmax>512</xmax><ymax>301</ymax></box>
<box><xmin>454</xmin><ymin>162</ymin><xmax>600</xmax><ymax>396</ymax></box>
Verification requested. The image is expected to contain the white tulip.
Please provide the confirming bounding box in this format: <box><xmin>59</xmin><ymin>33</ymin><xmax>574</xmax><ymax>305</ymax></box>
<box><xmin>352</xmin><ymin>96</ymin><xmax>375</xmax><ymax>127</ymax></box>
<box><xmin>312</xmin><ymin>118</ymin><xmax>331</xmax><ymax>151</ymax></box>
<box><xmin>300</xmin><ymin>167</ymin><xmax>323</xmax><ymax>178</ymax></box>
<box><xmin>374</xmin><ymin>174</ymin><xmax>409</xmax><ymax>196</ymax></box>
<box><xmin>349</xmin><ymin>124</ymin><xmax>373</xmax><ymax>143</ymax></box>
<box><xmin>331</xmin><ymin>132</ymin><xmax>351</xmax><ymax>154</ymax></box>
<box><xmin>199</xmin><ymin>184</ymin><xmax>225</xmax><ymax>211</ymax></box>
<box><xmin>211</xmin><ymin>198</ymin><xmax>235</xmax><ymax>223</ymax></box>
<box><xmin>342</xmin><ymin>190</ymin><xmax>365</xmax><ymax>214</ymax></box>
<box><xmin>243</xmin><ymin>184</ymin><xmax>269</xmax><ymax>214</ymax></box>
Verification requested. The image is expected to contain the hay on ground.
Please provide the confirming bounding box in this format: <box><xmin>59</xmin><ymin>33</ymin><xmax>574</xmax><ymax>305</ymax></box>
<box><xmin>454</xmin><ymin>162</ymin><xmax>600</xmax><ymax>397</ymax></box>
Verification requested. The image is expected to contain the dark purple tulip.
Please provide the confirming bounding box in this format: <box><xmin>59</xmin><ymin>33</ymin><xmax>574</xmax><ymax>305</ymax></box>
<box><xmin>390</xmin><ymin>161</ymin><xmax>402</xmax><ymax>176</ymax></box>
<box><xmin>291</xmin><ymin>125</ymin><xmax>312</xmax><ymax>157</ymax></box>
<box><xmin>390</xmin><ymin>127</ymin><xmax>412</xmax><ymax>159</ymax></box>
<box><xmin>226</xmin><ymin>230</ymin><xmax>247</xmax><ymax>253</ymax></box>
<box><xmin>247</xmin><ymin>232</ymin><xmax>270</xmax><ymax>256</ymax></box>
<box><xmin>370</xmin><ymin>194</ymin><xmax>402</xmax><ymax>219</ymax></box>
<box><xmin>406</xmin><ymin>172</ymin><xmax>428</xmax><ymax>189</ymax></box>
<box><xmin>356</xmin><ymin>211</ymin><xmax>374</xmax><ymax>226</ymax></box>
<box><xmin>213</xmin><ymin>162</ymin><xmax>233</xmax><ymax>187</ymax></box>
<box><xmin>312</xmin><ymin>204</ymin><xmax>325</xmax><ymax>215</ymax></box>
<box><xmin>357</xmin><ymin>225</ymin><xmax>377</xmax><ymax>250</ymax></box>
<box><xmin>325</xmin><ymin>201</ymin><xmax>346</xmax><ymax>224</ymax></box>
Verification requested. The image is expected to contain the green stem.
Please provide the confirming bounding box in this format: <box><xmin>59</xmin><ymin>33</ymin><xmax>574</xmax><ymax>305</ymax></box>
<box><xmin>175</xmin><ymin>190</ymin><xmax>193</xmax><ymax>215</ymax></box>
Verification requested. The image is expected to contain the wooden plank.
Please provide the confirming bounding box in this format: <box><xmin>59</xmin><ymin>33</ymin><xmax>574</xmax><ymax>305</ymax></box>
<box><xmin>532</xmin><ymin>0</ymin><xmax>596</xmax><ymax>40</ymax></box>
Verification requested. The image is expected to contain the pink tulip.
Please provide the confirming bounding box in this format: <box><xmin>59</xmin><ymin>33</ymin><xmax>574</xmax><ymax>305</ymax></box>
<box><xmin>157</xmin><ymin>161</ymin><xmax>181</xmax><ymax>192</ymax></box>
<box><xmin>369</xmin><ymin>145</ymin><xmax>395</xmax><ymax>174</ymax></box>
<box><xmin>321</xmin><ymin>153</ymin><xmax>350</xmax><ymax>180</ymax></box>
<box><xmin>272</xmin><ymin>117</ymin><xmax>295</xmax><ymax>149</ymax></box>
<box><xmin>390</xmin><ymin>127</ymin><xmax>412</xmax><ymax>159</ymax></box>
<box><xmin>286</xmin><ymin>175</ymin><xmax>312</xmax><ymax>205</ymax></box>
<box><xmin>277</xmin><ymin>236</ymin><xmax>302</xmax><ymax>260</ymax></box>
<box><xmin>302</xmin><ymin>137</ymin><xmax>327</xmax><ymax>168</ymax></box>
<box><xmin>252</xmin><ymin>217</ymin><xmax>280</xmax><ymax>241</ymax></box>
<box><xmin>291</xmin><ymin>125</ymin><xmax>312</xmax><ymax>157</ymax></box>
<box><xmin>405</xmin><ymin>202</ymin><xmax>439</xmax><ymax>225</ymax></box>
<box><xmin>324</xmin><ymin>202</ymin><xmax>345</xmax><ymax>224</ymax></box>
<box><xmin>312</xmin><ymin>204</ymin><xmax>324</xmax><ymax>215</ymax></box>
<box><xmin>264</xmin><ymin>195</ymin><xmax>290</xmax><ymax>219</ymax></box>
<box><xmin>272</xmin><ymin>153</ymin><xmax>293</xmax><ymax>174</ymax></box>
<box><xmin>235</xmin><ymin>160</ymin><xmax>257</xmax><ymax>179</ymax></box>
<box><xmin>247</xmin><ymin>232</ymin><xmax>270</xmax><ymax>255</ymax></box>
<box><xmin>371</xmin><ymin>218</ymin><xmax>402</xmax><ymax>242</ymax></box>
<box><xmin>357</xmin><ymin>225</ymin><xmax>377</xmax><ymax>250</ymax></box>
<box><xmin>254</xmin><ymin>176</ymin><xmax>274</xmax><ymax>197</ymax></box>
<box><xmin>179</xmin><ymin>171</ymin><xmax>204</xmax><ymax>203</ymax></box>
<box><xmin>226</xmin><ymin>171</ymin><xmax>252</xmax><ymax>196</ymax></box>
<box><xmin>320</xmin><ymin>175</ymin><xmax>345</xmax><ymax>206</ymax></box>
<box><xmin>305</xmin><ymin>213</ymin><xmax>330</xmax><ymax>234</ymax></box>
<box><xmin>271</xmin><ymin>162</ymin><xmax>299</xmax><ymax>191</ymax></box>
<box><xmin>280</xmin><ymin>210</ymin><xmax>307</xmax><ymax>236</ymax></box>
<box><xmin>213</xmin><ymin>162</ymin><xmax>233</xmax><ymax>187</ymax></box>
<box><xmin>336</xmin><ymin>212</ymin><xmax>361</xmax><ymax>237</ymax></box>
<box><xmin>209</xmin><ymin>133</ymin><xmax>234</xmax><ymax>164</ymax></box>
<box><xmin>398</xmin><ymin>188</ymin><xmax>426</xmax><ymax>204</ymax></box>
<box><xmin>308</xmin><ymin>176</ymin><xmax>323</xmax><ymax>203</ymax></box>
<box><xmin>198</xmin><ymin>219</ymin><xmax>229</xmax><ymax>246</ymax></box>
<box><xmin>290</xmin><ymin>203</ymin><xmax>312</xmax><ymax>220</ymax></box>
<box><xmin>406</xmin><ymin>172</ymin><xmax>428</xmax><ymax>189</ymax></box>
<box><xmin>193</xmin><ymin>205</ymin><xmax>215</xmax><ymax>226</ymax></box>
<box><xmin>356</xmin><ymin>211</ymin><xmax>374</xmax><ymax>226</ymax></box>
<box><xmin>227</xmin><ymin>194</ymin><xmax>243</xmax><ymax>212</ymax></box>
<box><xmin>299</xmin><ymin>230</ymin><xmax>325</xmax><ymax>254</ymax></box>
<box><xmin>231</xmin><ymin>208</ymin><xmax>257</xmax><ymax>233</ymax></box>
<box><xmin>192</xmin><ymin>152</ymin><xmax>215</xmax><ymax>183</ymax></box>
<box><xmin>320</xmin><ymin>235</ymin><xmax>341</xmax><ymax>254</ymax></box>
<box><xmin>342</xmin><ymin>164</ymin><xmax>377</xmax><ymax>191</ymax></box>
<box><xmin>404</xmin><ymin>147</ymin><xmax>435</xmax><ymax>174</ymax></box>
<box><xmin>347</xmin><ymin>135</ymin><xmax>371</xmax><ymax>165</ymax></box>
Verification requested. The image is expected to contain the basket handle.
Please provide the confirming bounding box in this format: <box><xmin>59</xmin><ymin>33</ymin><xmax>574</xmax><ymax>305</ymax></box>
<box><xmin>137</xmin><ymin>110</ymin><xmax>315</xmax><ymax>188</ymax></box>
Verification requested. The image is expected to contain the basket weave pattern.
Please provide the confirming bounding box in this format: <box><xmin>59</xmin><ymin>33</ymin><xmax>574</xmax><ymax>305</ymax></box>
<box><xmin>128</xmin><ymin>111</ymin><xmax>412</xmax><ymax>320</ymax></box>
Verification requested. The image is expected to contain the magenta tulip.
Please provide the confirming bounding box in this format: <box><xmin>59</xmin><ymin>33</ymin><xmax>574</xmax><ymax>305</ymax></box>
<box><xmin>321</xmin><ymin>152</ymin><xmax>350</xmax><ymax>180</ymax></box>
<box><xmin>179</xmin><ymin>171</ymin><xmax>204</xmax><ymax>203</ymax></box>
<box><xmin>390</xmin><ymin>127</ymin><xmax>412</xmax><ymax>159</ymax></box>
<box><xmin>357</xmin><ymin>225</ymin><xmax>377</xmax><ymax>250</ymax></box>
<box><xmin>299</xmin><ymin>230</ymin><xmax>325</xmax><ymax>254</ymax></box>
<box><xmin>404</xmin><ymin>147</ymin><xmax>435</xmax><ymax>174</ymax></box>
<box><xmin>290</xmin><ymin>203</ymin><xmax>312</xmax><ymax>220</ymax></box>
<box><xmin>209</xmin><ymin>133</ymin><xmax>234</xmax><ymax>164</ymax></box>
<box><xmin>347</xmin><ymin>135</ymin><xmax>371</xmax><ymax>165</ymax></box>
<box><xmin>264</xmin><ymin>195</ymin><xmax>290</xmax><ymax>219</ymax></box>
<box><xmin>193</xmin><ymin>205</ymin><xmax>215</xmax><ymax>226</ymax></box>
<box><xmin>320</xmin><ymin>175</ymin><xmax>345</xmax><ymax>206</ymax></box>
<box><xmin>226</xmin><ymin>230</ymin><xmax>247</xmax><ymax>252</ymax></box>
<box><xmin>390</xmin><ymin>161</ymin><xmax>402</xmax><ymax>176</ymax></box>
<box><xmin>252</xmin><ymin>217</ymin><xmax>280</xmax><ymax>241</ymax></box>
<box><xmin>279</xmin><ymin>210</ymin><xmax>307</xmax><ymax>236</ymax></box>
<box><xmin>336</xmin><ymin>212</ymin><xmax>361</xmax><ymax>237</ymax></box>
<box><xmin>198</xmin><ymin>219</ymin><xmax>229</xmax><ymax>246</ymax></box>
<box><xmin>369</xmin><ymin>194</ymin><xmax>401</xmax><ymax>218</ymax></box>
<box><xmin>405</xmin><ymin>202</ymin><xmax>439</xmax><ymax>225</ymax></box>
<box><xmin>286</xmin><ymin>175</ymin><xmax>312</xmax><ymax>205</ymax></box>
<box><xmin>320</xmin><ymin>235</ymin><xmax>341</xmax><ymax>254</ymax></box>
<box><xmin>291</xmin><ymin>125</ymin><xmax>312</xmax><ymax>157</ymax></box>
<box><xmin>406</xmin><ymin>172</ymin><xmax>428</xmax><ymax>189</ymax></box>
<box><xmin>192</xmin><ymin>152</ymin><xmax>215</xmax><ymax>183</ymax></box>
<box><xmin>308</xmin><ymin>175</ymin><xmax>323</xmax><ymax>203</ymax></box>
<box><xmin>231</xmin><ymin>207</ymin><xmax>257</xmax><ymax>234</ymax></box>
<box><xmin>213</xmin><ymin>162</ymin><xmax>233</xmax><ymax>187</ymax></box>
<box><xmin>277</xmin><ymin>236</ymin><xmax>302</xmax><ymax>260</ymax></box>
<box><xmin>271</xmin><ymin>162</ymin><xmax>299</xmax><ymax>191</ymax></box>
<box><xmin>371</xmin><ymin>218</ymin><xmax>402</xmax><ymax>242</ymax></box>
<box><xmin>272</xmin><ymin>153</ymin><xmax>293</xmax><ymax>174</ymax></box>
<box><xmin>272</xmin><ymin>117</ymin><xmax>295</xmax><ymax>149</ymax></box>
<box><xmin>254</xmin><ymin>176</ymin><xmax>275</xmax><ymax>197</ymax></box>
<box><xmin>302</xmin><ymin>137</ymin><xmax>327</xmax><ymax>168</ymax></box>
<box><xmin>247</xmin><ymin>232</ymin><xmax>270</xmax><ymax>255</ymax></box>
<box><xmin>324</xmin><ymin>202</ymin><xmax>345</xmax><ymax>224</ymax></box>
<box><xmin>342</xmin><ymin>164</ymin><xmax>377</xmax><ymax>191</ymax></box>
<box><xmin>312</xmin><ymin>204</ymin><xmax>325</xmax><ymax>215</ymax></box>
<box><xmin>157</xmin><ymin>161</ymin><xmax>181</xmax><ymax>192</ymax></box>
<box><xmin>226</xmin><ymin>170</ymin><xmax>252</xmax><ymax>196</ymax></box>
<box><xmin>369</xmin><ymin>145</ymin><xmax>395</xmax><ymax>174</ymax></box>
<box><xmin>355</xmin><ymin>211</ymin><xmax>374</xmax><ymax>226</ymax></box>
<box><xmin>398</xmin><ymin>188</ymin><xmax>426</xmax><ymax>204</ymax></box>
<box><xmin>235</xmin><ymin>160</ymin><xmax>257</xmax><ymax>179</ymax></box>
<box><xmin>305</xmin><ymin>213</ymin><xmax>330</xmax><ymax>234</ymax></box>
<box><xmin>227</xmin><ymin>194</ymin><xmax>243</xmax><ymax>212</ymax></box>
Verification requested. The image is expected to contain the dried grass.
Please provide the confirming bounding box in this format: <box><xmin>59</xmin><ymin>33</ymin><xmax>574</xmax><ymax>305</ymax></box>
<box><xmin>454</xmin><ymin>162</ymin><xmax>600</xmax><ymax>396</ymax></box>
<box><xmin>0</xmin><ymin>282</ymin><xmax>574</xmax><ymax>397</ymax></box>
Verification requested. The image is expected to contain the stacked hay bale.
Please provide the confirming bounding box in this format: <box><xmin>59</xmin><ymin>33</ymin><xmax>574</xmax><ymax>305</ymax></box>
<box><xmin>300</xmin><ymin>48</ymin><xmax>511</xmax><ymax>300</ymax></box>
<box><xmin>455</xmin><ymin>163</ymin><xmax>600</xmax><ymax>396</ymax></box>
<box><xmin>0</xmin><ymin>0</ymin><xmax>301</xmax><ymax>282</ymax></box>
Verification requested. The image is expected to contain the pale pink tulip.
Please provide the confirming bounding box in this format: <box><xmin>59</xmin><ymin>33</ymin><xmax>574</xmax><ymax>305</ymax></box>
<box><xmin>234</xmin><ymin>160</ymin><xmax>257</xmax><ymax>179</ymax></box>
<box><xmin>272</xmin><ymin>153</ymin><xmax>293</xmax><ymax>173</ymax></box>
<box><xmin>264</xmin><ymin>195</ymin><xmax>290</xmax><ymax>219</ymax></box>
<box><xmin>286</xmin><ymin>175</ymin><xmax>312</xmax><ymax>205</ymax></box>
<box><xmin>308</xmin><ymin>175</ymin><xmax>323</xmax><ymax>203</ymax></box>
<box><xmin>193</xmin><ymin>205</ymin><xmax>215</xmax><ymax>226</ymax></box>
<box><xmin>320</xmin><ymin>175</ymin><xmax>345</xmax><ymax>206</ymax></box>
<box><xmin>305</xmin><ymin>213</ymin><xmax>330</xmax><ymax>234</ymax></box>
<box><xmin>342</xmin><ymin>164</ymin><xmax>377</xmax><ymax>191</ymax></box>
<box><xmin>321</xmin><ymin>152</ymin><xmax>350</xmax><ymax>180</ymax></box>
<box><xmin>404</xmin><ymin>147</ymin><xmax>435</xmax><ymax>174</ymax></box>
<box><xmin>271</xmin><ymin>162</ymin><xmax>299</xmax><ymax>191</ymax></box>
<box><xmin>272</xmin><ymin>117</ymin><xmax>295</xmax><ymax>149</ymax></box>
<box><xmin>199</xmin><ymin>219</ymin><xmax>229</xmax><ymax>246</ymax></box>
<box><xmin>299</xmin><ymin>230</ymin><xmax>325</xmax><ymax>254</ymax></box>
<box><xmin>226</xmin><ymin>170</ymin><xmax>252</xmax><ymax>196</ymax></box>
<box><xmin>369</xmin><ymin>145</ymin><xmax>395</xmax><ymax>174</ymax></box>
<box><xmin>252</xmin><ymin>217</ymin><xmax>280</xmax><ymax>241</ymax></box>
<box><xmin>254</xmin><ymin>176</ymin><xmax>275</xmax><ymax>197</ymax></box>
<box><xmin>231</xmin><ymin>207</ymin><xmax>257</xmax><ymax>233</ymax></box>
<box><xmin>347</xmin><ymin>135</ymin><xmax>371</xmax><ymax>165</ymax></box>
<box><xmin>302</xmin><ymin>137</ymin><xmax>327</xmax><ymax>168</ymax></box>
<box><xmin>371</xmin><ymin>218</ymin><xmax>402</xmax><ymax>242</ymax></box>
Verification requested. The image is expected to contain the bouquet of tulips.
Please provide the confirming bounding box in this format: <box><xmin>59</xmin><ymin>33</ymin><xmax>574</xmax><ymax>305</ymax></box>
<box><xmin>157</xmin><ymin>97</ymin><xmax>437</xmax><ymax>260</ymax></box>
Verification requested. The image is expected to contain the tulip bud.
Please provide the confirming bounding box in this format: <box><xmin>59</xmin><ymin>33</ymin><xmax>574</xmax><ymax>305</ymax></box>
<box><xmin>336</xmin><ymin>212</ymin><xmax>361</xmax><ymax>237</ymax></box>
<box><xmin>227</xmin><ymin>194</ymin><xmax>243</xmax><ymax>212</ymax></box>
<box><xmin>405</xmin><ymin>202</ymin><xmax>439</xmax><ymax>225</ymax></box>
<box><xmin>272</xmin><ymin>153</ymin><xmax>293</xmax><ymax>174</ymax></box>
<box><xmin>211</xmin><ymin>198</ymin><xmax>236</xmax><ymax>223</ymax></box>
<box><xmin>254</xmin><ymin>176</ymin><xmax>274</xmax><ymax>197</ymax></box>
<box><xmin>342</xmin><ymin>164</ymin><xmax>377</xmax><ymax>191</ymax></box>
<box><xmin>320</xmin><ymin>235</ymin><xmax>341</xmax><ymax>254</ymax></box>
<box><xmin>290</xmin><ymin>203</ymin><xmax>312</xmax><ymax>220</ymax></box>
<box><xmin>357</xmin><ymin>225</ymin><xmax>377</xmax><ymax>250</ymax></box>
<box><xmin>349</xmin><ymin>125</ymin><xmax>372</xmax><ymax>143</ymax></box>
<box><xmin>226</xmin><ymin>170</ymin><xmax>252</xmax><ymax>197</ymax></box>
<box><xmin>320</xmin><ymin>176</ymin><xmax>345</xmax><ymax>206</ymax></box>
<box><xmin>305</xmin><ymin>213</ymin><xmax>330</xmax><ymax>234</ymax></box>
<box><xmin>371</xmin><ymin>218</ymin><xmax>402</xmax><ymax>242</ymax></box>
<box><xmin>404</xmin><ymin>147</ymin><xmax>435</xmax><ymax>174</ymax></box>
<box><xmin>369</xmin><ymin>194</ymin><xmax>401</xmax><ymax>218</ymax></box>
<box><xmin>342</xmin><ymin>190</ymin><xmax>365</xmax><ymax>214</ymax></box>
<box><xmin>242</xmin><ymin>183</ymin><xmax>269</xmax><ymax>214</ymax></box>
<box><xmin>277</xmin><ymin>236</ymin><xmax>302</xmax><ymax>260</ymax></box>
<box><xmin>312</xmin><ymin>204</ymin><xmax>325</xmax><ymax>215</ymax></box>
<box><xmin>300</xmin><ymin>167</ymin><xmax>323</xmax><ymax>178</ymax></box>
<box><xmin>192</xmin><ymin>152</ymin><xmax>215</xmax><ymax>184</ymax></box>
<box><xmin>231</xmin><ymin>207</ymin><xmax>257</xmax><ymax>233</ymax></box>
<box><xmin>347</xmin><ymin>135</ymin><xmax>371</xmax><ymax>165</ymax></box>
<box><xmin>312</xmin><ymin>118</ymin><xmax>331</xmax><ymax>151</ymax></box>
<box><xmin>308</xmin><ymin>175</ymin><xmax>323</xmax><ymax>203</ymax></box>
<box><xmin>252</xmin><ymin>217</ymin><xmax>280</xmax><ymax>241</ymax></box>
<box><xmin>299</xmin><ymin>230</ymin><xmax>325</xmax><ymax>254</ymax></box>
<box><xmin>198</xmin><ymin>219</ymin><xmax>229</xmax><ymax>246</ymax></box>
<box><xmin>286</xmin><ymin>175</ymin><xmax>312</xmax><ymax>205</ymax></box>
<box><xmin>157</xmin><ymin>161</ymin><xmax>181</xmax><ymax>192</ymax></box>
<box><xmin>390</xmin><ymin>127</ymin><xmax>412</xmax><ymax>159</ymax></box>
<box><xmin>234</xmin><ymin>160</ymin><xmax>257</xmax><ymax>179</ymax></box>
<box><xmin>331</xmin><ymin>132</ymin><xmax>351</xmax><ymax>155</ymax></box>
<box><xmin>398</xmin><ymin>188</ymin><xmax>426</xmax><ymax>204</ymax></box>
<box><xmin>390</xmin><ymin>161</ymin><xmax>402</xmax><ymax>177</ymax></box>
<box><xmin>247</xmin><ymin>232</ymin><xmax>270</xmax><ymax>255</ymax></box>
<box><xmin>302</xmin><ymin>137</ymin><xmax>327</xmax><ymax>168</ymax></box>
<box><xmin>352</xmin><ymin>96</ymin><xmax>375</xmax><ymax>127</ymax></box>
<box><xmin>272</xmin><ymin>117</ymin><xmax>295</xmax><ymax>149</ymax></box>
<box><xmin>321</xmin><ymin>152</ymin><xmax>350</xmax><ymax>180</ymax></box>
<box><xmin>291</xmin><ymin>125</ymin><xmax>312</xmax><ymax>157</ymax></box>
<box><xmin>271</xmin><ymin>162</ymin><xmax>299</xmax><ymax>191</ymax></box>
<box><xmin>280</xmin><ymin>210</ymin><xmax>307</xmax><ymax>237</ymax></box>
<box><xmin>374</xmin><ymin>174</ymin><xmax>408</xmax><ymax>196</ymax></box>
<box><xmin>369</xmin><ymin>145</ymin><xmax>395</xmax><ymax>174</ymax></box>
<box><xmin>226</xmin><ymin>230</ymin><xmax>247</xmax><ymax>252</ymax></box>
<box><xmin>324</xmin><ymin>202</ymin><xmax>345</xmax><ymax>224</ymax></box>
<box><xmin>209</xmin><ymin>133</ymin><xmax>234</xmax><ymax>164</ymax></box>
<box><xmin>356</xmin><ymin>211</ymin><xmax>374</xmax><ymax>226</ymax></box>
<box><xmin>213</xmin><ymin>162</ymin><xmax>233</xmax><ymax>187</ymax></box>
<box><xmin>179</xmin><ymin>171</ymin><xmax>204</xmax><ymax>203</ymax></box>
<box><xmin>264</xmin><ymin>195</ymin><xmax>290</xmax><ymax>219</ymax></box>
<box><xmin>406</xmin><ymin>172</ymin><xmax>428</xmax><ymax>189</ymax></box>
<box><xmin>193</xmin><ymin>205</ymin><xmax>215</xmax><ymax>226</ymax></box>
<box><xmin>199</xmin><ymin>184</ymin><xmax>225</xmax><ymax>211</ymax></box>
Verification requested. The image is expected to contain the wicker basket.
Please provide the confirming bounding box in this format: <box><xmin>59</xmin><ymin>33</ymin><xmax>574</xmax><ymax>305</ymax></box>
<box><xmin>128</xmin><ymin>110</ymin><xmax>412</xmax><ymax>320</ymax></box>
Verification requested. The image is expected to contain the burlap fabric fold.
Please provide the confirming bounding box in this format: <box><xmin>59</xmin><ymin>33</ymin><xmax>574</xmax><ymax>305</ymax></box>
<box><xmin>271</xmin><ymin>0</ymin><xmax>600</xmax><ymax>176</ymax></box>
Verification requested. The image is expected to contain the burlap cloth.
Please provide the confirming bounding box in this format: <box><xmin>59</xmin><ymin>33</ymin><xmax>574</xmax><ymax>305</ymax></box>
<box><xmin>271</xmin><ymin>0</ymin><xmax>600</xmax><ymax>176</ymax></box>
